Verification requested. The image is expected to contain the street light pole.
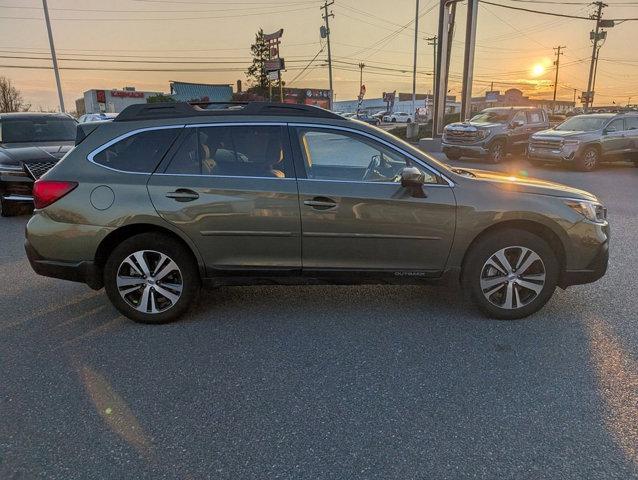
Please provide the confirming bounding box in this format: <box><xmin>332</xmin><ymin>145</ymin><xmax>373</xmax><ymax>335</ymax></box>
<box><xmin>426</xmin><ymin>36</ymin><xmax>437</xmax><ymax>120</ymax></box>
<box><xmin>42</xmin><ymin>0</ymin><xmax>65</xmax><ymax>112</ymax></box>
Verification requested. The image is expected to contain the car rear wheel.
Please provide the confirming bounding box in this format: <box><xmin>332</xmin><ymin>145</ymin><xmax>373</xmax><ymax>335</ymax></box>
<box><xmin>575</xmin><ymin>146</ymin><xmax>599</xmax><ymax>171</ymax></box>
<box><xmin>104</xmin><ymin>233</ymin><xmax>200</xmax><ymax>324</ymax></box>
<box><xmin>391</xmin><ymin>118</ymin><xmax>397</xmax><ymax>123</ymax></box>
<box><xmin>463</xmin><ymin>229</ymin><xmax>559</xmax><ymax>320</ymax></box>
<box><xmin>487</xmin><ymin>140</ymin><xmax>505</xmax><ymax>163</ymax></box>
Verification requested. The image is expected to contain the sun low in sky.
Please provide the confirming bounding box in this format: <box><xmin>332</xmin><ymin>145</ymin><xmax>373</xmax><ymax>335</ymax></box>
<box><xmin>531</xmin><ymin>64</ymin><xmax>546</xmax><ymax>77</ymax></box>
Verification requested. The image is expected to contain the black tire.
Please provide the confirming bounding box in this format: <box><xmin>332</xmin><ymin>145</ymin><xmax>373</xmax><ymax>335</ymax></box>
<box><xmin>575</xmin><ymin>146</ymin><xmax>599</xmax><ymax>171</ymax></box>
<box><xmin>103</xmin><ymin>233</ymin><xmax>200</xmax><ymax>324</ymax></box>
<box><xmin>445</xmin><ymin>152</ymin><xmax>461</xmax><ymax>161</ymax></box>
<box><xmin>487</xmin><ymin>140</ymin><xmax>506</xmax><ymax>164</ymax></box>
<box><xmin>406</xmin><ymin>118</ymin><xmax>412</xmax><ymax>124</ymax></box>
<box><xmin>1</xmin><ymin>199</ymin><xmax>25</xmax><ymax>217</ymax></box>
<box><xmin>463</xmin><ymin>229</ymin><xmax>559</xmax><ymax>320</ymax></box>
<box><xmin>391</xmin><ymin>118</ymin><xmax>397</xmax><ymax>123</ymax></box>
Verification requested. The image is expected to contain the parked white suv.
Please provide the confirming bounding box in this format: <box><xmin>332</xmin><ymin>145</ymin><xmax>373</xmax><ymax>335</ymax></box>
<box><xmin>383</xmin><ymin>112</ymin><xmax>414</xmax><ymax>123</ymax></box>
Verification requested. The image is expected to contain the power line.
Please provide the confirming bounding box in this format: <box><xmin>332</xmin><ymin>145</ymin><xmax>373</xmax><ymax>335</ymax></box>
<box><xmin>480</xmin><ymin>0</ymin><xmax>638</xmax><ymax>21</ymax></box>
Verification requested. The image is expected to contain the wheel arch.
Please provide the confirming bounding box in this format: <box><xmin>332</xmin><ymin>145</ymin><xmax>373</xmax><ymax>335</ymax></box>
<box><xmin>459</xmin><ymin>219</ymin><xmax>567</xmax><ymax>283</ymax></box>
<box><xmin>94</xmin><ymin>222</ymin><xmax>205</xmax><ymax>278</ymax></box>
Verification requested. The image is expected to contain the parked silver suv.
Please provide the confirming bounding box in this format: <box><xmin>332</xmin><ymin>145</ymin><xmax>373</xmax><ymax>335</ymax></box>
<box><xmin>529</xmin><ymin>113</ymin><xmax>638</xmax><ymax>171</ymax></box>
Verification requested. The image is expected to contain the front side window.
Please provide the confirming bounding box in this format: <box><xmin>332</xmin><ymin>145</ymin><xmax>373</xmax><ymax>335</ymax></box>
<box><xmin>296</xmin><ymin>128</ymin><xmax>438</xmax><ymax>184</ymax></box>
<box><xmin>527</xmin><ymin>111</ymin><xmax>543</xmax><ymax>123</ymax></box>
<box><xmin>512</xmin><ymin>111</ymin><xmax>527</xmax><ymax>125</ymax></box>
<box><xmin>166</xmin><ymin>125</ymin><xmax>289</xmax><ymax>178</ymax></box>
<box><xmin>92</xmin><ymin>128</ymin><xmax>180</xmax><ymax>173</ymax></box>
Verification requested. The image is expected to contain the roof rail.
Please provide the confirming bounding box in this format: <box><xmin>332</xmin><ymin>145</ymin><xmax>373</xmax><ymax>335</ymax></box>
<box><xmin>114</xmin><ymin>101</ymin><xmax>342</xmax><ymax>122</ymax></box>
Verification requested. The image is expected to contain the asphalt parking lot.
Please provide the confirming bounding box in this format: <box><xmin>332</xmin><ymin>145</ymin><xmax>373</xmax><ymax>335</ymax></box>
<box><xmin>1</xmin><ymin>155</ymin><xmax>637</xmax><ymax>480</ymax></box>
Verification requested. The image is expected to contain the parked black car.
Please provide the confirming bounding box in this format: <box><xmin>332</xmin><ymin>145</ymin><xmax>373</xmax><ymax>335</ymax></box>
<box><xmin>0</xmin><ymin>113</ymin><xmax>77</xmax><ymax>216</ymax></box>
<box><xmin>442</xmin><ymin>107</ymin><xmax>549</xmax><ymax>163</ymax></box>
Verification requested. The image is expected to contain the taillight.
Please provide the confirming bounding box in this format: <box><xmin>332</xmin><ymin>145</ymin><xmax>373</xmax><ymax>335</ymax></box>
<box><xmin>33</xmin><ymin>180</ymin><xmax>78</xmax><ymax>209</ymax></box>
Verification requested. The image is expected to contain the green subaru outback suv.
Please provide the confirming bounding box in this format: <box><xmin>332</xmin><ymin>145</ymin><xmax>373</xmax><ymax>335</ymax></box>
<box><xmin>25</xmin><ymin>102</ymin><xmax>609</xmax><ymax>323</ymax></box>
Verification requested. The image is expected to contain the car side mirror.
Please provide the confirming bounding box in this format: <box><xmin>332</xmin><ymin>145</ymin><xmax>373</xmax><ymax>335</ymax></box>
<box><xmin>400</xmin><ymin>166</ymin><xmax>427</xmax><ymax>198</ymax></box>
<box><xmin>401</xmin><ymin>166</ymin><xmax>425</xmax><ymax>187</ymax></box>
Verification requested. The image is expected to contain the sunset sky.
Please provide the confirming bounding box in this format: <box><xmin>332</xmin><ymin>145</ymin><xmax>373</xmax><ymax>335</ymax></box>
<box><xmin>0</xmin><ymin>0</ymin><xmax>636</xmax><ymax>111</ymax></box>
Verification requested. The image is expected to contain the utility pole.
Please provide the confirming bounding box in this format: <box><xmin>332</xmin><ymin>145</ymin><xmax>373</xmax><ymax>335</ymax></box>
<box><xmin>411</xmin><ymin>0</ymin><xmax>420</xmax><ymax>119</ymax></box>
<box><xmin>460</xmin><ymin>0</ymin><xmax>479</xmax><ymax>121</ymax></box>
<box><xmin>321</xmin><ymin>1</ymin><xmax>334</xmax><ymax>110</ymax></box>
<box><xmin>573</xmin><ymin>88</ymin><xmax>577</xmax><ymax>106</ymax></box>
<box><xmin>552</xmin><ymin>45</ymin><xmax>565</xmax><ymax>113</ymax></box>
<box><xmin>357</xmin><ymin>62</ymin><xmax>365</xmax><ymax>114</ymax></box>
<box><xmin>585</xmin><ymin>2</ymin><xmax>606</xmax><ymax>111</ymax></box>
<box><xmin>426</xmin><ymin>36</ymin><xmax>437</xmax><ymax>120</ymax></box>
<box><xmin>42</xmin><ymin>0</ymin><xmax>65</xmax><ymax>112</ymax></box>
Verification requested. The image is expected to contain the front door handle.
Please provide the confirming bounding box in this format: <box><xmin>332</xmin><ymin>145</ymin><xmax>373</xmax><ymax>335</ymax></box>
<box><xmin>165</xmin><ymin>188</ymin><xmax>199</xmax><ymax>202</ymax></box>
<box><xmin>303</xmin><ymin>196</ymin><xmax>337</xmax><ymax>210</ymax></box>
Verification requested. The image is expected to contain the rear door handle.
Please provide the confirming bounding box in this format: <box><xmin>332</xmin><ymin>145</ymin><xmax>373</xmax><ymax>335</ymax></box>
<box><xmin>165</xmin><ymin>188</ymin><xmax>199</xmax><ymax>202</ymax></box>
<box><xmin>303</xmin><ymin>196</ymin><xmax>337</xmax><ymax>210</ymax></box>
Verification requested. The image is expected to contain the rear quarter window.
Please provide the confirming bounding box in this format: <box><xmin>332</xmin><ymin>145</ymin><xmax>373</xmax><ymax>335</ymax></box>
<box><xmin>92</xmin><ymin>128</ymin><xmax>180</xmax><ymax>173</ymax></box>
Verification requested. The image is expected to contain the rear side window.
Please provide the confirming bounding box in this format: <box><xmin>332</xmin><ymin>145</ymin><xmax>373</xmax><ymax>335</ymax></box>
<box><xmin>92</xmin><ymin>128</ymin><xmax>179</xmax><ymax>173</ymax></box>
<box><xmin>626</xmin><ymin>116</ymin><xmax>638</xmax><ymax>130</ymax></box>
<box><xmin>166</xmin><ymin>125</ymin><xmax>290</xmax><ymax>178</ymax></box>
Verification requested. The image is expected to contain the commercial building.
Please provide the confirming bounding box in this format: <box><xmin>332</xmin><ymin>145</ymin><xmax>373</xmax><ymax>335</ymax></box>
<box><xmin>170</xmin><ymin>81</ymin><xmax>233</xmax><ymax>103</ymax></box>
<box><xmin>471</xmin><ymin>88</ymin><xmax>575</xmax><ymax>114</ymax></box>
<box><xmin>83</xmin><ymin>87</ymin><xmax>163</xmax><ymax>114</ymax></box>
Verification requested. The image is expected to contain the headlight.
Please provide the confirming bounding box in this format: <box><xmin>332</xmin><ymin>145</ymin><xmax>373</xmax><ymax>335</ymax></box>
<box><xmin>563</xmin><ymin>139</ymin><xmax>580</xmax><ymax>146</ymax></box>
<box><xmin>564</xmin><ymin>199</ymin><xmax>607</xmax><ymax>223</ymax></box>
<box><xmin>476</xmin><ymin>129</ymin><xmax>489</xmax><ymax>139</ymax></box>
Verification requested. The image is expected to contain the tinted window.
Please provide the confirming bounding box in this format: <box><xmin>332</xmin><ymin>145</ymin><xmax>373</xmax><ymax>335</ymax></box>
<box><xmin>626</xmin><ymin>116</ymin><xmax>638</xmax><ymax>130</ymax></box>
<box><xmin>296</xmin><ymin>128</ymin><xmax>438</xmax><ymax>184</ymax></box>
<box><xmin>0</xmin><ymin>117</ymin><xmax>76</xmax><ymax>143</ymax></box>
<box><xmin>606</xmin><ymin>118</ymin><xmax>624</xmax><ymax>132</ymax></box>
<box><xmin>93</xmin><ymin>128</ymin><xmax>179</xmax><ymax>173</ymax></box>
<box><xmin>166</xmin><ymin>125</ymin><xmax>289</xmax><ymax>178</ymax></box>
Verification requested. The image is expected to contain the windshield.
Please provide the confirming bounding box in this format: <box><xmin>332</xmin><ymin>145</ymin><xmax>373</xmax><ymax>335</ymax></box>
<box><xmin>555</xmin><ymin>116</ymin><xmax>609</xmax><ymax>132</ymax></box>
<box><xmin>470</xmin><ymin>110</ymin><xmax>510</xmax><ymax>123</ymax></box>
<box><xmin>0</xmin><ymin>117</ymin><xmax>77</xmax><ymax>143</ymax></box>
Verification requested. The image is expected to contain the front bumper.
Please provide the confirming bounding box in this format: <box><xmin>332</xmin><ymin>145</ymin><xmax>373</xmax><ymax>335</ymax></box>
<box><xmin>25</xmin><ymin>238</ymin><xmax>103</xmax><ymax>290</ymax></box>
<box><xmin>559</xmin><ymin>240</ymin><xmax>609</xmax><ymax>288</ymax></box>
<box><xmin>528</xmin><ymin>143</ymin><xmax>579</xmax><ymax>162</ymax></box>
<box><xmin>441</xmin><ymin>142</ymin><xmax>489</xmax><ymax>158</ymax></box>
<box><xmin>1</xmin><ymin>173</ymin><xmax>34</xmax><ymax>204</ymax></box>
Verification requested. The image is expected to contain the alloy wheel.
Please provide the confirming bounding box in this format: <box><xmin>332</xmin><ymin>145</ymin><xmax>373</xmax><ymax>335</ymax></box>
<box><xmin>116</xmin><ymin>250</ymin><xmax>183</xmax><ymax>314</ymax></box>
<box><xmin>583</xmin><ymin>149</ymin><xmax>598</xmax><ymax>170</ymax></box>
<box><xmin>480</xmin><ymin>246</ymin><xmax>546</xmax><ymax>310</ymax></box>
<box><xmin>490</xmin><ymin>143</ymin><xmax>504</xmax><ymax>162</ymax></box>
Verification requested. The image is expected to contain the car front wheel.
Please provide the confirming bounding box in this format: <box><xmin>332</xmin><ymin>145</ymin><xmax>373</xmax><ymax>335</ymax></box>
<box><xmin>104</xmin><ymin>233</ymin><xmax>200</xmax><ymax>324</ymax></box>
<box><xmin>487</xmin><ymin>140</ymin><xmax>505</xmax><ymax>163</ymax></box>
<box><xmin>463</xmin><ymin>229</ymin><xmax>559</xmax><ymax>320</ymax></box>
<box><xmin>575</xmin><ymin>146</ymin><xmax>599</xmax><ymax>171</ymax></box>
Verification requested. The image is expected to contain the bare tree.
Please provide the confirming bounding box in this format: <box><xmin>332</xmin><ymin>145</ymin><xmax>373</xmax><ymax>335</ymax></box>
<box><xmin>0</xmin><ymin>77</ymin><xmax>30</xmax><ymax>112</ymax></box>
